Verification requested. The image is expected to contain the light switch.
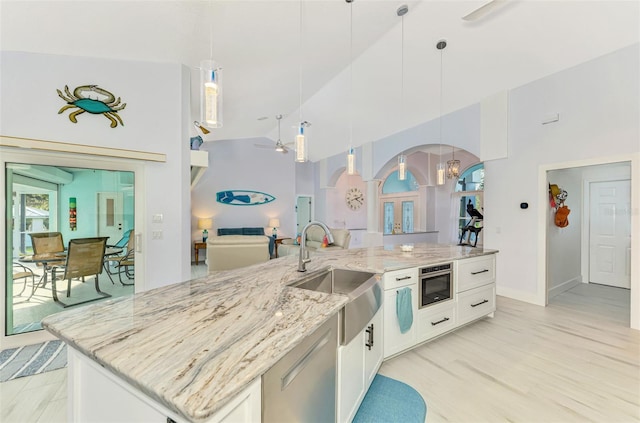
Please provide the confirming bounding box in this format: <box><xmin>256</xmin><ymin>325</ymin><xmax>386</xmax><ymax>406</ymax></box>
<box><xmin>152</xmin><ymin>214</ymin><xmax>163</xmax><ymax>223</ymax></box>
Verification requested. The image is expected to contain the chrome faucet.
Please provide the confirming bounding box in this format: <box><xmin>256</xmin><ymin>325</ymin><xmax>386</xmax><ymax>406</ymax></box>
<box><xmin>298</xmin><ymin>221</ymin><xmax>334</xmax><ymax>272</ymax></box>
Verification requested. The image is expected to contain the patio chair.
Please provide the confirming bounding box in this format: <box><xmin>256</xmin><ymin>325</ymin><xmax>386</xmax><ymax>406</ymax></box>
<box><xmin>106</xmin><ymin>233</ymin><xmax>135</xmax><ymax>286</ymax></box>
<box><xmin>12</xmin><ymin>262</ymin><xmax>36</xmax><ymax>298</ymax></box>
<box><xmin>29</xmin><ymin>232</ymin><xmax>66</xmax><ymax>289</ymax></box>
<box><xmin>50</xmin><ymin>237</ymin><xmax>111</xmax><ymax>308</ymax></box>
<box><xmin>107</xmin><ymin>229</ymin><xmax>133</xmax><ymax>249</ymax></box>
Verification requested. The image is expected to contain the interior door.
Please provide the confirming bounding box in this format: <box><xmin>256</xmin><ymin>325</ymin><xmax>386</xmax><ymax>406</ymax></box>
<box><xmin>97</xmin><ymin>192</ymin><xmax>124</xmax><ymax>245</ymax></box>
<box><xmin>296</xmin><ymin>196</ymin><xmax>312</xmax><ymax>234</ymax></box>
<box><xmin>589</xmin><ymin>180</ymin><xmax>631</xmax><ymax>288</ymax></box>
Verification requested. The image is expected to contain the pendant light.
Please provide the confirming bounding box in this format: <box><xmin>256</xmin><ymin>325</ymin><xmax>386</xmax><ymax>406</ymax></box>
<box><xmin>397</xmin><ymin>4</ymin><xmax>408</xmax><ymax>181</ymax></box>
<box><xmin>295</xmin><ymin>0</ymin><xmax>309</xmax><ymax>163</ymax></box>
<box><xmin>200</xmin><ymin>1</ymin><xmax>223</xmax><ymax>128</ymax></box>
<box><xmin>398</xmin><ymin>152</ymin><xmax>407</xmax><ymax>180</ymax></box>
<box><xmin>436</xmin><ymin>39</ymin><xmax>447</xmax><ymax>186</ymax></box>
<box><xmin>441</xmin><ymin>40</ymin><xmax>460</xmax><ymax>179</ymax></box>
<box><xmin>346</xmin><ymin>0</ymin><xmax>356</xmax><ymax>175</ymax></box>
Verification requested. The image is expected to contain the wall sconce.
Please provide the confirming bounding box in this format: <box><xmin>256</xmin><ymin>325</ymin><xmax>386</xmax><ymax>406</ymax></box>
<box><xmin>268</xmin><ymin>218</ymin><xmax>280</xmax><ymax>238</ymax></box>
<box><xmin>398</xmin><ymin>153</ymin><xmax>407</xmax><ymax>181</ymax></box>
<box><xmin>198</xmin><ymin>218</ymin><xmax>213</xmax><ymax>242</ymax></box>
<box><xmin>200</xmin><ymin>60</ymin><xmax>223</xmax><ymax>128</ymax></box>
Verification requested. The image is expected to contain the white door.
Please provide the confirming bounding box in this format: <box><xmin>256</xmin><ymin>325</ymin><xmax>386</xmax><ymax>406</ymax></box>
<box><xmin>296</xmin><ymin>196</ymin><xmax>312</xmax><ymax>234</ymax></box>
<box><xmin>97</xmin><ymin>192</ymin><xmax>124</xmax><ymax>245</ymax></box>
<box><xmin>589</xmin><ymin>180</ymin><xmax>631</xmax><ymax>288</ymax></box>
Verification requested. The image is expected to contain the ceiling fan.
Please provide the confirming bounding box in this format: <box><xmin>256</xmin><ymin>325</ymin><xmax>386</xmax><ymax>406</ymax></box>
<box><xmin>462</xmin><ymin>0</ymin><xmax>508</xmax><ymax>22</ymax></box>
<box><xmin>254</xmin><ymin>115</ymin><xmax>292</xmax><ymax>154</ymax></box>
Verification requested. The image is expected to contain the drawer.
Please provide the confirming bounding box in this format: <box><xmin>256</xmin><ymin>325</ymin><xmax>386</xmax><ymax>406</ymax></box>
<box><xmin>383</xmin><ymin>267</ymin><xmax>418</xmax><ymax>290</ymax></box>
<box><xmin>455</xmin><ymin>255</ymin><xmax>496</xmax><ymax>293</ymax></box>
<box><xmin>417</xmin><ymin>301</ymin><xmax>456</xmax><ymax>342</ymax></box>
<box><xmin>456</xmin><ymin>283</ymin><xmax>496</xmax><ymax>326</ymax></box>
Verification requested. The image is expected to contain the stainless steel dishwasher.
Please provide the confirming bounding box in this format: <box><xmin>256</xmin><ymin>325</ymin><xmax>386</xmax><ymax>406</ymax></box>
<box><xmin>262</xmin><ymin>313</ymin><xmax>338</xmax><ymax>423</ymax></box>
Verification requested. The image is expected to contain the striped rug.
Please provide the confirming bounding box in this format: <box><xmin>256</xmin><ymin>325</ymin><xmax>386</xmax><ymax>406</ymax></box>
<box><xmin>0</xmin><ymin>340</ymin><xmax>67</xmax><ymax>382</ymax></box>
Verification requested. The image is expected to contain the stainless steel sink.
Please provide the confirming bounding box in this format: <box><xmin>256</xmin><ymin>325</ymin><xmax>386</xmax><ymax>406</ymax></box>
<box><xmin>290</xmin><ymin>269</ymin><xmax>382</xmax><ymax>345</ymax></box>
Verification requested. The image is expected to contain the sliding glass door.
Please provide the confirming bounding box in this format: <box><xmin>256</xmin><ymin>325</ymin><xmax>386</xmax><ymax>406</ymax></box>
<box><xmin>5</xmin><ymin>161</ymin><xmax>136</xmax><ymax>337</ymax></box>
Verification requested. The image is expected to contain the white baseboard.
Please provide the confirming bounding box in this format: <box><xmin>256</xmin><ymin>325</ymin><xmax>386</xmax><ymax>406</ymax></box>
<box><xmin>496</xmin><ymin>285</ymin><xmax>545</xmax><ymax>306</ymax></box>
<box><xmin>548</xmin><ymin>277</ymin><xmax>581</xmax><ymax>300</ymax></box>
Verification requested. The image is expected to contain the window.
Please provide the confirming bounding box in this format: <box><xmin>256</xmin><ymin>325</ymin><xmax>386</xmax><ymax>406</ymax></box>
<box><xmin>381</xmin><ymin>170</ymin><xmax>418</xmax><ymax>234</ymax></box>
<box><xmin>453</xmin><ymin>163</ymin><xmax>484</xmax><ymax>246</ymax></box>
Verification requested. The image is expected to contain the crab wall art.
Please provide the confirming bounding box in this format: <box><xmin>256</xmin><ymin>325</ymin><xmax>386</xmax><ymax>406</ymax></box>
<box><xmin>57</xmin><ymin>85</ymin><xmax>126</xmax><ymax>128</ymax></box>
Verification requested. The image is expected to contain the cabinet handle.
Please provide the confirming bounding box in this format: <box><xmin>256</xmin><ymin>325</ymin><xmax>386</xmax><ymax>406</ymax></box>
<box><xmin>365</xmin><ymin>324</ymin><xmax>374</xmax><ymax>350</ymax></box>
<box><xmin>395</xmin><ymin>276</ymin><xmax>411</xmax><ymax>281</ymax></box>
<box><xmin>431</xmin><ymin>317</ymin><xmax>450</xmax><ymax>326</ymax></box>
<box><xmin>471</xmin><ymin>269</ymin><xmax>489</xmax><ymax>275</ymax></box>
<box><xmin>470</xmin><ymin>299</ymin><xmax>489</xmax><ymax>308</ymax></box>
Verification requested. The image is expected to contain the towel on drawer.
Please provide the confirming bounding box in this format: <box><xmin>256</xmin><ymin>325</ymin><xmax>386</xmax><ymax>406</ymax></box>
<box><xmin>396</xmin><ymin>287</ymin><xmax>413</xmax><ymax>334</ymax></box>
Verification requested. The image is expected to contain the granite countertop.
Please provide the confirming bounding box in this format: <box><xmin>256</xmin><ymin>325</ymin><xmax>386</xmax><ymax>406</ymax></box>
<box><xmin>42</xmin><ymin>243</ymin><xmax>497</xmax><ymax>422</ymax></box>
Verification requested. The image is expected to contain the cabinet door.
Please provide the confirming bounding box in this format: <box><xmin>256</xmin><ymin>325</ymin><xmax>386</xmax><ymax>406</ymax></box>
<box><xmin>383</xmin><ymin>285</ymin><xmax>417</xmax><ymax>358</ymax></box>
<box><xmin>337</xmin><ymin>332</ymin><xmax>365</xmax><ymax>423</ymax></box>
<box><xmin>364</xmin><ymin>307</ymin><xmax>383</xmax><ymax>388</ymax></box>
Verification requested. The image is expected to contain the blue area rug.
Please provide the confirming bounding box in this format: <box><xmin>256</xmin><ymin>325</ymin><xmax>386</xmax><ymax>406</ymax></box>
<box><xmin>0</xmin><ymin>340</ymin><xmax>67</xmax><ymax>382</ymax></box>
<box><xmin>353</xmin><ymin>374</ymin><xmax>427</xmax><ymax>423</ymax></box>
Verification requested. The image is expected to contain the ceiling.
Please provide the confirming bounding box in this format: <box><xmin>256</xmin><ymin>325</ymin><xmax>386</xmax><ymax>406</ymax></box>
<box><xmin>1</xmin><ymin>1</ymin><xmax>638</xmax><ymax>161</ymax></box>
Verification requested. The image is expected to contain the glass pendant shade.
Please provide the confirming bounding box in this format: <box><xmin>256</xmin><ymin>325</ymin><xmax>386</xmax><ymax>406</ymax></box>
<box><xmin>436</xmin><ymin>162</ymin><xmax>446</xmax><ymax>185</ymax></box>
<box><xmin>200</xmin><ymin>59</ymin><xmax>223</xmax><ymax>128</ymax></box>
<box><xmin>447</xmin><ymin>159</ymin><xmax>461</xmax><ymax>179</ymax></box>
<box><xmin>347</xmin><ymin>147</ymin><xmax>356</xmax><ymax>175</ymax></box>
<box><xmin>398</xmin><ymin>154</ymin><xmax>407</xmax><ymax>181</ymax></box>
<box><xmin>295</xmin><ymin>124</ymin><xmax>308</xmax><ymax>163</ymax></box>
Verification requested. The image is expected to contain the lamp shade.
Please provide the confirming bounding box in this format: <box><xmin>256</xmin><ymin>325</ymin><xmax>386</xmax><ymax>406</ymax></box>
<box><xmin>268</xmin><ymin>218</ymin><xmax>280</xmax><ymax>229</ymax></box>
<box><xmin>198</xmin><ymin>218</ymin><xmax>213</xmax><ymax>230</ymax></box>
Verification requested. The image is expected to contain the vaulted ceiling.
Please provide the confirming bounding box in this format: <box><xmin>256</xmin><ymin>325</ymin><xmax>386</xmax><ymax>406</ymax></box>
<box><xmin>2</xmin><ymin>1</ymin><xmax>638</xmax><ymax>161</ymax></box>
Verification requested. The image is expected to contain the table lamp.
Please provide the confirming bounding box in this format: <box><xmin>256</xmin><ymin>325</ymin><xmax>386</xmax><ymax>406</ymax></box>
<box><xmin>268</xmin><ymin>218</ymin><xmax>280</xmax><ymax>238</ymax></box>
<box><xmin>198</xmin><ymin>218</ymin><xmax>213</xmax><ymax>242</ymax></box>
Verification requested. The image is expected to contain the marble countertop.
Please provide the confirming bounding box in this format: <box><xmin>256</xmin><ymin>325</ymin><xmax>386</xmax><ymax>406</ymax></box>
<box><xmin>42</xmin><ymin>243</ymin><xmax>496</xmax><ymax>422</ymax></box>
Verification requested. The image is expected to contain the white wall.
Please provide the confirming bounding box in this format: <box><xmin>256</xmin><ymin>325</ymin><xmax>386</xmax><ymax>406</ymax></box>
<box><xmin>547</xmin><ymin>168</ymin><xmax>583</xmax><ymax>298</ymax></box>
<box><xmin>484</xmin><ymin>44</ymin><xmax>639</xmax><ymax>311</ymax></box>
<box><xmin>191</xmin><ymin>138</ymin><xmax>296</xmax><ymax>240</ymax></box>
<box><xmin>0</xmin><ymin>51</ymin><xmax>192</xmax><ymax>290</ymax></box>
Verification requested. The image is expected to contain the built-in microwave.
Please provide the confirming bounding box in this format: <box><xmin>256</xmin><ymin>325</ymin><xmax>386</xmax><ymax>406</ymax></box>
<box><xmin>419</xmin><ymin>263</ymin><xmax>452</xmax><ymax>308</ymax></box>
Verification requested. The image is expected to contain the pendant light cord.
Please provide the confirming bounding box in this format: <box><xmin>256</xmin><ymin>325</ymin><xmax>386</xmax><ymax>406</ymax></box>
<box><xmin>349</xmin><ymin>0</ymin><xmax>354</xmax><ymax>147</ymax></box>
<box><xmin>209</xmin><ymin>0</ymin><xmax>214</xmax><ymax>60</ymax></box>
<box><xmin>400</xmin><ymin>13</ymin><xmax>404</xmax><ymax>122</ymax></box>
<box><xmin>299</xmin><ymin>0</ymin><xmax>303</xmax><ymax>123</ymax></box>
<box><xmin>439</xmin><ymin>43</ymin><xmax>443</xmax><ymax>159</ymax></box>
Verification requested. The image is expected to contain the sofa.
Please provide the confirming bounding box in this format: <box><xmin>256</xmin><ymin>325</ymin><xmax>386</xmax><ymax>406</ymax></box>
<box><xmin>278</xmin><ymin>227</ymin><xmax>351</xmax><ymax>257</ymax></box>
<box><xmin>207</xmin><ymin>227</ymin><xmax>272</xmax><ymax>272</ymax></box>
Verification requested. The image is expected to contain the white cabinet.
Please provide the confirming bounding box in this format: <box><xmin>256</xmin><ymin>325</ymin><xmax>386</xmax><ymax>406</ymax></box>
<box><xmin>380</xmin><ymin>255</ymin><xmax>496</xmax><ymax>359</ymax></box>
<box><xmin>68</xmin><ymin>347</ymin><xmax>261</xmax><ymax>423</ymax></box>
<box><xmin>456</xmin><ymin>255</ymin><xmax>496</xmax><ymax>292</ymax></box>
<box><xmin>383</xmin><ymin>268</ymin><xmax>418</xmax><ymax>359</ymax></box>
<box><xmin>416</xmin><ymin>301</ymin><xmax>457</xmax><ymax>342</ymax></box>
<box><xmin>455</xmin><ymin>254</ymin><xmax>496</xmax><ymax>326</ymax></box>
<box><xmin>337</xmin><ymin>308</ymin><xmax>383</xmax><ymax>423</ymax></box>
<box><xmin>364</xmin><ymin>307</ymin><xmax>384</xmax><ymax>387</ymax></box>
<box><xmin>457</xmin><ymin>283</ymin><xmax>496</xmax><ymax>325</ymax></box>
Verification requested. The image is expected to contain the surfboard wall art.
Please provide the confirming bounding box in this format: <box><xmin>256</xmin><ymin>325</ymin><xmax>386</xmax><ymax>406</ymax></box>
<box><xmin>216</xmin><ymin>190</ymin><xmax>276</xmax><ymax>206</ymax></box>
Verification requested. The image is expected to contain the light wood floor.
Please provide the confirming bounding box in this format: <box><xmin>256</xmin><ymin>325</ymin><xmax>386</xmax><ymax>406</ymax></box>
<box><xmin>1</xmin><ymin>282</ymin><xmax>637</xmax><ymax>423</ymax></box>
<box><xmin>381</xmin><ymin>283</ymin><xmax>639</xmax><ymax>422</ymax></box>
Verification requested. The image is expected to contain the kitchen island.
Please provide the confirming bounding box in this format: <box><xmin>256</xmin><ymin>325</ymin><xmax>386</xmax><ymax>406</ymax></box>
<box><xmin>42</xmin><ymin>243</ymin><xmax>497</xmax><ymax>423</ymax></box>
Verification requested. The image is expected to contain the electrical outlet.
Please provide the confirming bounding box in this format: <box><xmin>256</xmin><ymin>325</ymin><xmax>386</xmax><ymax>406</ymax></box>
<box><xmin>152</xmin><ymin>230</ymin><xmax>163</xmax><ymax>240</ymax></box>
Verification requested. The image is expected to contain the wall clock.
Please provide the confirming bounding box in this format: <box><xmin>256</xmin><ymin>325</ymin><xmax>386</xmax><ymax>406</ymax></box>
<box><xmin>345</xmin><ymin>187</ymin><xmax>364</xmax><ymax>210</ymax></box>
